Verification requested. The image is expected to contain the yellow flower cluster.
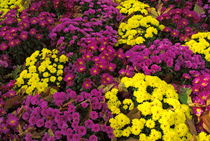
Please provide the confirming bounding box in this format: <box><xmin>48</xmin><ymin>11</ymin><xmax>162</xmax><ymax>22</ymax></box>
<box><xmin>118</xmin><ymin>15</ymin><xmax>164</xmax><ymax>45</ymax></box>
<box><xmin>196</xmin><ymin>132</ymin><xmax>210</xmax><ymax>141</ymax></box>
<box><xmin>15</xmin><ymin>48</ymin><xmax>68</xmax><ymax>95</ymax></box>
<box><xmin>117</xmin><ymin>0</ymin><xmax>150</xmax><ymax>15</ymax></box>
<box><xmin>105</xmin><ymin>73</ymin><xmax>193</xmax><ymax>140</ymax></box>
<box><xmin>185</xmin><ymin>32</ymin><xmax>210</xmax><ymax>61</ymax></box>
<box><xmin>0</xmin><ymin>0</ymin><xmax>30</xmax><ymax>15</ymax></box>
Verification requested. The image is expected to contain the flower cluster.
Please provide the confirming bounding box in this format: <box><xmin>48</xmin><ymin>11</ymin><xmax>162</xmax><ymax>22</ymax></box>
<box><xmin>18</xmin><ymin>89</ymin><xmax>113</xmax><ymax>140</ymax></box>
<box><xmin>15</xmin><ymin>48</ymin><xmax>68</xmax><ymax>95</ymax></box>
<box><xmin>117</xmin><ymin>0</ymin><xmax>150</xmax><ymax>15</ymax></box>
<box><xmin>48</xmin><ymin>0</ymin><xmax>126</xmax><ymax>92</ymax></box>
<box><xmin>141</xmin><ymin>0</ymin><xmax>204</xmax><ymax>8</ymax></box>
<box><xmin>0</xmin><ymin>7</ymin><xmax>56</xmax><ymax>65</ymax></box>
<box><xmin>0</xmin><ymin>80</ymin><xmax>20</xmax><ymax>139</ymax></box>
<box><xmin>191</xmin><ymin>74</ymin><xmax>210</xmax><ymax>131</ymax></box>
<box><xmin>125</xmin><ymin>39</ymin><xmax>207</xmax><ymax>83</ymax></box>
<box><xmin>0</xmin><ymin>0</ymin><xmax>30</xmax><ymax>15</ymax></box>
<box><xmin>63</xmin><ymin>36</ymin><xmax>129</xmax><ymax>91</ymax></box>
<box><xmin>196</xmin><ymin>132</ymin><xmax>210</xmax><ymax>141</ymax></box>
<box><xmin>105</xmin><ymin>73</ymin><xmax>193</xmax><ymax>140</ymax></box>
<box><xmin>118</xmin><ymin>15</ymin><xmax>164</xmax><ymax>45</ymax></box>
<box><xmin>157</xmin><ymin>8</ymin><xmax>207</xmax><ymax>42</ymax></box>
<box><xmin>78</xmin><ymin>0</ymin><xmax>122</xmax><ymax>23</ymax></box>
<box><xmin>0</xmin><ymin>0</ymin><xmax>209</xmax><ymax>140</ymax></box>
<box><xmin>29</xmin><ymin>0</ymin><xmax>78</xmax><ymax>18</ymax></box>
<box><xmin>185</xmin><ymin>32</ymin><xmax>210</xmax><ymax>62</ymax></box>
<box><xmin>0</xmin><ymin>54</ymin><xmax>10</xmax><ymax>68</ymax></box>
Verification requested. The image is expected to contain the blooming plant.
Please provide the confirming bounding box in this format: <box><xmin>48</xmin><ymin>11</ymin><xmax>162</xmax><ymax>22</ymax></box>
<box><xmin>185</xmin><ymin>32</ymin><xmax>210</xmax><ymax>62</ymax></box>
<box><xmin>0</xmin><ymin>8</ymin><xmax>56</xmax><ymax>65</ymax></box>
<box><xmin>0</xmin><ymin>0</ymin><xmax>209</xmax><ymax>140</ymax></box>
<box><xmin>191</xmin><ymin>74</ymin><xmax>210</xmax><ymax>133</ymax></box>
<box><xmin>17</xmin><ymin>89</ymin><xmax>113</xmax><ymax>140</ymax></box>
<box><xmin>106</xmin><ymin>73</ymin><xmax>193</xmax><ymax>140</ymax></box>
<box><xmin>118</xmin><ymin>15</ymin><xmax>164</xmax><ymax>46</ymax></box>
<box><xmin>0</xmin><ymin>0</ymin><xmax>30</xmax><ymax>15</ymax></box>
<box><xmin>15</xmin><ymin>48</ymin><xmax>68</xmax><ymax>95</ymax></box>
<box><xmin>63</xmin><ymin>36</ymin><xmax>129</xmax><ymax>92</ymax></box>
<box><xmin>157</xmin><ymin>8</ymin><xmax>207</xmax><ymax>42</ymax></box>
<box><xmin>125</xmin><ymin>39</ymin><xmax>207</xmax><ymax>84</ymax></box>
<box><xmin>117</xmin><ymin>0</ymin><xmax>150</xmax><ymax>16</ymax></box>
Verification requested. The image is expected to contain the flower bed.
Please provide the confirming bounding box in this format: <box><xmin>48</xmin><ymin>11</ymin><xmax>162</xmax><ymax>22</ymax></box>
<box><xmin>0</xmin><ymin>0</ymin><xmax>209</xmax><ymax>140</ymax></box>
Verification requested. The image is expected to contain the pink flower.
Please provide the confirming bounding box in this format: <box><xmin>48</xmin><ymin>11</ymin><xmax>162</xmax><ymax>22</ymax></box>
<box><xmin>89</xmin><ymin>111</ymin><xmax>99</xmax><ymax>120</ymax></box>
<box><xmin>182</xmin><ymin>73</ymin><xmax>191</xmax><ymax>79</ymax></box>
<box><xmin>82</xmin><ymin>79</ymin><xmax>92</xmax><ymax>90</ymax></box>
<box><xmin>193</xmin><ymin>107</ymin><xmax>203</xmax><ymax>116</ymax></box>
<box><xmin>171</xmin><ymin>29</ymin><xmax>179</xmax><ymax>37</ymax></box>
<box><xmin>163</xmin><ymin>27</ymin><xmax>171</xmax><ymax>32</ymax></box>
<box><xmin>77</xmin><ymin>58</ymin><xmax>85</xmax><ymax>65</ymax></box>
<box><xmin>8</xmin><ymin>40</ymin><xmax>16</xmax><ymax>47</ymax></box>
<box><xmin>20</xmin><ymin>31</ymin><xmax>28</xmax><ymax>40</ymax></box>
<box><xmin>0</xmin><ymin>42</ymin><xmax>8</xmax><ymax>51</ymax></box>
<box><xmin>64</xmin><ymin>73</ymin><xmax>74</xmax><ymax>82</ymax></box>
<box><xmin>107</xmin><ymin>63</ymin><xmax>116</xmax><ymax>72</ymax></box>
<box><xmin>77</xmin><ymin>65</ymin><xmax>86</xmax><ymax>72</ymax></box>
<box><xmin>35</xmin><ymin>34</ymin><xmax>43</xmax><ymax>40</ymax></box>
<box><xmin>101</xmin><ymin>73</ymin><xmax>114</xmax><ymax>85</ymax></box>
<box><xmin>90</xmin><ymin>67</ymin><xmax>100</xmax><ymax>76</ymax></box>
<box><xmin>7</xmin><ymin>114</ymin><xmax>18</xmax><ymax>127</ymax></box>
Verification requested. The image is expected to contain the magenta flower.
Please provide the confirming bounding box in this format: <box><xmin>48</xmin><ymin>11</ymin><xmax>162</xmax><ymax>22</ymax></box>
<box><xmin>89</xmin><ymin>111</ymin><xmax>99</xmax><ymax>120</ymax></box>
<box><xmin>92</xmin><ymin>124</ymin><xmax>100</xmax><ymax>132</ymax></box>
<box><xmin>36</xmin><ymin>119</ymin><xmax>45</xmax><ymax>128</ymax></box>
<box><xmin>101</xmin><ymin>73</ymin><xmax>114</xmax><ymax>85</ymax></box>
<box><xmin>90</xmin><ymin>67</ymin><xmax>100</xmax><ymax>76</ymax></box>
<box><xmin>64</xmin><ymin>73</ymin><xmax>74</xmax><ymax>82</ymax></box>
<box><xmin>20</xmin><ymin>31</ymin><xmax>28</xmax><ymax>40</ymax></box>
<box><xmin>77</xmin><ymin>65</ymin><xmax>86</xmax><ymax>72</ymax></box>
<box><xmin>0</xmin><ymin>42</ymin><xmax>8</xmax><ymax>51</ymax></box>
<box><xmin>6</xmin><ymin>114</ymin><xmax>18</xmax><ymax>127</ymax></box>
<box><xmin>171</xmin><ymin>29</ymin><xmax>179</xmax><ymax>37</ymax></box>
<box><xmin>82</xmin><ymin>79</ymin><xmax>92</xmax><ymax>89</ymax></box>
<box><xmin>89</xmin><ymin>135</ymin><xmax>98</xmax><ymax>141</ymax></box>
<box><xmin>193</xmin><ymin>107</ymin><xmax>204</xmax><ymax>116</ymax></box>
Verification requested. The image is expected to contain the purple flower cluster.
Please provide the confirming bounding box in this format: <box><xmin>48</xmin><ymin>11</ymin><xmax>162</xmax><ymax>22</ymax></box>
<box><xmin>125</xmin><ymin>39</ymin><xmax>207</xmax><ymax>83</ymax></box>
<box><xmin>17</xmin><ymin>89</ymin><xmax>113</xmax><ymax>141</ymax></box>
<box><xmin>63</xmin><ymin>36</ymin><xmax>129</xmax><ymax>91</ymax></box>
<box><xmin>47</xmin><ymin>0</ymin><xmax>127</xmax><ymax>92</ymax></box>
<box><xmin>158</xmin><ymin>8</ymin><xmax>207</xmax><ymax>42</ymax></box>
<box><xmin>0</xmin><ymin>81</ymin><xmax>19</xmax><ymax>139</ymax></box>
<box><xmin>190</xmin><ymin>74</ymin><xmax>210</xmax><ymax>132</ymax></box>
<box><xmin>142</xmin><ymin>0</ymin><xmax>204</xmax><ymax>9</ymax></box>
<box><xmin>0</xmin><ymin>54</ymin><xmax>10</xmax><ymax>68</ymax></box>
<box><xmin>0</xmin><ymin>9</ymin><xmax>55</xmax><ymax>49</ymax></box>
<box><xmin>78</xmin><ymin>0</ymin><xmax>122</xmax><ymax>22</ymax></box>
<box><xmin>0</xmin><ymin>5</ymin><xmax>56</xmax><ymax>65</ymax></box>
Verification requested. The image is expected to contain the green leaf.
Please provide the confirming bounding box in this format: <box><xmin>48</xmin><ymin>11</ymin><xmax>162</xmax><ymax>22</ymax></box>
<box><xmin>12</xmin><ymin>65</ymin><xmax>23</xmax><ymax>79</ymax></box>
<box><xmin>179</xmin><ymin>88</ymin><xmax>192</xmax><ymax>105</ymax></box>
<box><xmin>194</xmin><ymin>4</ymin><xmax>205</xmax><ymax>14</ymax></box>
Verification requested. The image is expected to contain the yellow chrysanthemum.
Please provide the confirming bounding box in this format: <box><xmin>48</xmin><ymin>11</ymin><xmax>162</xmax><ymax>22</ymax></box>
<box><xmin>15</xmin><ymin>48</ymin><xmax>68</xmax><ymax>95</ymax></box>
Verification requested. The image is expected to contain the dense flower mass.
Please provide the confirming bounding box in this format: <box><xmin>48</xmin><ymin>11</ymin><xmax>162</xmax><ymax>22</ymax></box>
<box><xmin>0</xmin><ymin>5</ymin><xmax>56</xmax><ymax>65</ymax></box>
<box><xmin>118</xmin><ymin>15</ymin><xmax>164</xmax><ymax>45</ymax></box>
<box><xmin>0</xmin><ymin>0</ymin><xmax>209</xmax><ymax>140</ymax></box>
<box><xmin>18</xmin><ymin>89</ymin><xmax>113</xmax><ymax>140</ymax></box>
<box><xmin>106</xmin><ymin>73</ymin><xmax>192</xmax><ymax>140</ymax></box>
<box><xmin>157</xmin><ymin>7</ymin><xmax>207</xmax><ymax>42</ymax></box>
<box><xmin>125</xmin><ymin>39</ymin><xmax>208</xmax><ymax>84</ymax></box>
<box><xmin>0</xmin><ymin>0</ymin><xmax>30</xmax><ymax>15</ymax></box>
<box><xmin>185</xmin><ymin>32</ymin><xmax>210</xmax><ymax>62</ymax></box>
<box><xmin>117</xmin><ymin>0</ymin><xmax>150</xmax><ymax>15</ymax></box>
<box><xmin>190</xmin><ymin>74</ymin><xmax>210</xmax><ymax>132</ymax></box>
<box><xmin>15</xmin><ymin>48</ymin><xmax>68</xmax><ymax>95</ymax></box>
